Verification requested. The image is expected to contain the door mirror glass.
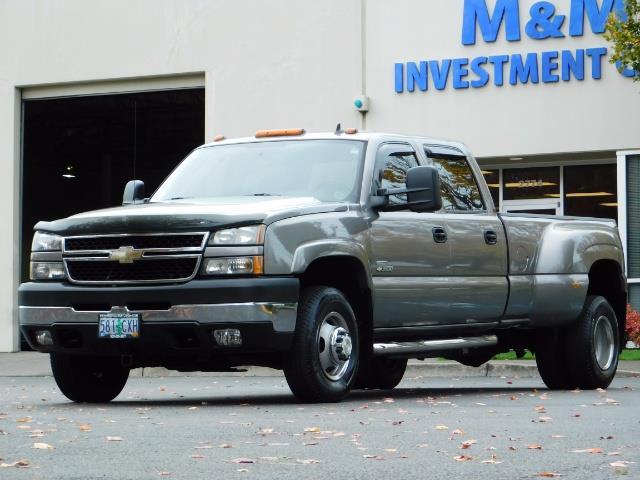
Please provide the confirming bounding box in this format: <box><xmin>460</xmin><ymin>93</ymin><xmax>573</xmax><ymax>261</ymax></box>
<box><xmin>123</xmin><ymin>180</ymin><xmax>145</xmax><ymax>205</ymax></box>
<box><xmin>406</xmin><ymin>166</ymin><xmax>442</xmax><ymax>212</ymax></box>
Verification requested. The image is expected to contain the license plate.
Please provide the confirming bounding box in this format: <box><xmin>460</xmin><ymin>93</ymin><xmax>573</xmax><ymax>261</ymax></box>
<box><xmin>98</xmin><ymin>313</ymin><xmax>140</xmax><ymax>339</ymax></box>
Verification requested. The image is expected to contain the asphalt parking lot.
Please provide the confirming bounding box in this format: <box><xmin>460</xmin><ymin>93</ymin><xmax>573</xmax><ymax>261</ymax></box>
<box><xmin>1</xmin><ymin>373</ymin><xmax>638</xmax><ymax>480</ymax></box>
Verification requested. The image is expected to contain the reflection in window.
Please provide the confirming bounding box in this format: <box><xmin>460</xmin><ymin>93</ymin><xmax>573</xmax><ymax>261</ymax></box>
<box><xmin>374</xmin><ymin>144</ymin><xmax>419</xmax><ymax>206</ymax></box>
<box><xmin>482</xmin><ymin>169</ymin><xmax>500</xmax><ymax>209</ymax></box>
<box><xmin>564</xmin><ymin>164</ymin><xmax>617</xmax><ymax>221</ymax></box>
<box><xmin>430</xmin><ymin>155</ymin><xmax>484</xmax><ymax>211</ymax></box>
<box><xmin>503</xmin><ymin>167</ymin><xmax>560</xmax><ymax>201</ymax></box>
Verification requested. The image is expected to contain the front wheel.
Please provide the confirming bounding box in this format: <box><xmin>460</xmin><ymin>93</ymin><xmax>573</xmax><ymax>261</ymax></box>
<box><xmin>51</xmin><ymin>353</ymin><xmax>129</xmax><ymax>403</ymax></box>
<box><xmin>283</xmin><ymin>286</ymin><xmax>359</xmax><ymax>402</ymax></box>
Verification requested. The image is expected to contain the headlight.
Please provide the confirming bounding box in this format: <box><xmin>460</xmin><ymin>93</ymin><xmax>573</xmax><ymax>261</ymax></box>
<box><xmin>32</xmin><ymin>232</ymin><xmax>63</xmax><ymax>251</ymax></box>
<box><xmin>203</xmin><ymin>256</ymin><xmax>263</xmax><ymax>275</ymax></box>
<box><xmin>209</xmin><ymin>225</ymin><xmax>265</xmax><ymax>245</ymax></box>
<box><xmin>30</xmin><ymin>262</ymin><xmax>66</xmax><ymax>280</ymax></box>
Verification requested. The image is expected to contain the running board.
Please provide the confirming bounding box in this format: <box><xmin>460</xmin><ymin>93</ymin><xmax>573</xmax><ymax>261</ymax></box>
<box><xmin>373</xmin><ymin>335</ymin><xmax>498</xmax><ymax>356</ymax></box>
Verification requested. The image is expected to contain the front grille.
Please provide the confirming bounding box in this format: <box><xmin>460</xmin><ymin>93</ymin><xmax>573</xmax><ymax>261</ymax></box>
<box><xmin>66</xmin><ymin>258</ymin><xmax>199</xmax><ymax>283</ymax></box>
<box><xmin>65</xmin><ymin>234</ymin><xmax>205</xmax><ymax>252</ymax></box>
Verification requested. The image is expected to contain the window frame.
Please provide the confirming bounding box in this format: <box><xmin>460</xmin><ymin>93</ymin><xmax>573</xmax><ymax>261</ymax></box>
<box><xmin>372</xmin><ymin>142</ymin><xmax>422</xmax><ymax>211</ymax></box>
<box><xmin>423</xmin><ymin>146</ymin><xmax>486</xmax><ymax>214</ymax></box>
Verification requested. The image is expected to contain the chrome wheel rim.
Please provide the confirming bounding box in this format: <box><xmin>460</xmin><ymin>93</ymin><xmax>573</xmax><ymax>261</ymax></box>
<box><xmin>317</xmin><ymin>311</ymin><xmax>353</xmax><ymax>381</ymax></box>
<box><xmin>594</xmin><ymin>315</ymin><xmax>615</xmax><ymax>370</ymax></box>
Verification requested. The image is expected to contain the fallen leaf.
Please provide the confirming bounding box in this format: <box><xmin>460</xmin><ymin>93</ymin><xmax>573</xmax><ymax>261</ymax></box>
<box><xmin>303</xmin><ymin>427</ymin><xmax>320</xmax><ymax>433</ymax></box>
<box><xmin>0</xmin><ymin>459</ymin><xmax>30</xmax><ymax>468</ymax></box>
<box><xmin>454</xmin><ymin>455</ymin><xmax>473</xmax><ymax>462</ymax></box>
<box><xmin>570</xmin><ymin>448</ymin><xmax>603</xmax><ymax>454</ymax></box>
<box><xmin>435</xmin><ymin>425</ymin><xmax>448</xmax><ymax>430</ymax></box>
<box><xmin>481</xmin><ymin>454</ymin><xmax>502</xmax><ymax>464</ymax></box>
<box><xmin>231</xmin><ymin>458</ymin><xmax>254</xmax><ymax>464</ymax></box>
<box><xmin>383</xmin><ymin>398</ymin><xmax>395</xmax><ymax>403</ymax></box>
<box><xmin>218</xmin><ymin>444</ymin><xmax>232</xmax><ymax>449</ymax></box>
<box><xmin>32</xmin><ymin>443</ymin><xmax>54</xmax><ymax>450</ymax></box>
<box><xmin>78</xmin><ymin>424</ymin><xmax>92</xmax><ymax>432</ymax></box>
<box><xmin>605</xmin><ymin>398</ymin><xmax>619</xmax><ymax>405</ymax></box>
<box><xmin>607</xmin><ymin>451</ymin><xmax>622</xmax><ymax>456</ymax></box>
<box><xmin>536</xmin><ymin>473</ymin><xmax>564</xmax><ymax>477</ymax></box>
<box><xmin>188</xmin><ymin>407</ymin><xmax>198</xmax><ymax>411</ymax></box>
<box><xmin>190</xmin><ymin>455</ymin><xmax>204</xmax><ymax>460</ymax></box>
<box><xmin>15</xmin><ymin>417</ymin><xmax>32</xmax><ymax>423</ymax></box>
<box><xmin>527</xmin><ymin>444</ymin><xmax>543</xmax><ymax>450</ymax></box>
<box><xmin>258</xmin><ymin>428</ymin><xmax>274</xmax><ymax>435</ymax></box>
<box><xmin>297</xmin><ymin>458</ymin><xmax>321</xmax><ymax>464</ymax></box>
<box><xmin>156</xmin><ymin>470</ymin><xmax>171</xmax><ymax>476</ymax></box>
<box><xmin>237</xmin><ymin>468</ymin><xmax>249</xmax><ymax>473</ymax></box>
<box><xmin>461</xmin><ymin>440</ymin><xmax>477</xmax><ymax>449</ymax></box>
<box><xmin>106</xmin><ymin>436</ymin><xmax>123</xmax><ymax>442</ymax></box>
<box><xmin>304</xmin><ymin>442</ymin><xmax>319</xmax><ymax>446</ymax></box>
<box><xmin>452</xmin><ymin>429</ymin><xmax>465</xmax><ymax>435</ymax></box>
<box><xmin>362</xmin><ymin>455</ymin><xmax>384</xmax><ymax>460</ymax></box>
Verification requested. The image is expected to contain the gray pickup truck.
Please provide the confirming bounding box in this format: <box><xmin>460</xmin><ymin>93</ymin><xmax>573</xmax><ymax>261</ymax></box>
<box><xmin>19</xmin><ymin>129</ymin><xmax>627</xmax><ymax>403</ymax></box>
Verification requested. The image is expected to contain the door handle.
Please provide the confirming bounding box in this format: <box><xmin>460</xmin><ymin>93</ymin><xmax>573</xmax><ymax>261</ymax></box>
<box><xmin>432</xmin><ymin>227</ymin><xmax>447</xmax><ymax>244</ymax></box>
<box><xmin>484</xmin><ymin>230</ymin><xmax>498</xmax><ymax>245</ymax></box>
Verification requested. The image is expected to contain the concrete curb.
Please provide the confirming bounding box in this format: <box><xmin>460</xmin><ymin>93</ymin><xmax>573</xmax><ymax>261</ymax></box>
<box><xmin>1</xmin><ymin>352</ymin><xmax>638</xmax><ymax>379</ymax></box>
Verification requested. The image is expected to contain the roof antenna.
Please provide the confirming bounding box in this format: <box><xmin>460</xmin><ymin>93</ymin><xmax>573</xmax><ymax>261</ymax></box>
<box><xmin>335</xmin><ymin>123</ymin><xmax>343</xmax><ymax>135</ymax></box>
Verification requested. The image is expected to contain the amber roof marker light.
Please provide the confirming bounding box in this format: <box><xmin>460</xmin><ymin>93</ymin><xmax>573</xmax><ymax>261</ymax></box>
<box><xmin>255</xmin><ymin>128</ymin><xmax>306</xmax><ymax>138</ymax></box>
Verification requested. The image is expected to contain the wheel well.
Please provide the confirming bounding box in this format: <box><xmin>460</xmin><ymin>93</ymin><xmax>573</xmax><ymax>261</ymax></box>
<box><xmin>587</xmin><ymin>260</ymin><xmax>627</xmax><ymax>346</ymax></box>
<box><xmin>299</xmin><ymin>256</ymin><xmax>373</xmax><ymax>354</ymax></box>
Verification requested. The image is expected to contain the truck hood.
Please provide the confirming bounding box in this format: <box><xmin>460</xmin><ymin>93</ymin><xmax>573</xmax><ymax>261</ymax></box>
<box><xmin>35</xmin><ymin>197</ymin><xmax>349</xmax><ymax>235</ymax></box>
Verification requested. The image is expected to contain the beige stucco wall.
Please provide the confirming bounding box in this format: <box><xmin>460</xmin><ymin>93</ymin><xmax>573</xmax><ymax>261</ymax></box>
<box><xmin>0</xmin><ymin>0</ymin><xmax>638</xmax><ymax>350</ymax></box>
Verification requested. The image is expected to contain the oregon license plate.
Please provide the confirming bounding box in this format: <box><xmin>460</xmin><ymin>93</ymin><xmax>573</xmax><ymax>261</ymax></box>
<box><xmin>98</xmin><ymin>313</ymin><xmax>140</xmax><ymax>339</ymax></box>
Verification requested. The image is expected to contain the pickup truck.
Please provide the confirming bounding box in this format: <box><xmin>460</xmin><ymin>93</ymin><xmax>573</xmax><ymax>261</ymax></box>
<box><xmin>19</xmin><ymin>129</ymin><xmax>627</xmax><ymax>403</ymax></box>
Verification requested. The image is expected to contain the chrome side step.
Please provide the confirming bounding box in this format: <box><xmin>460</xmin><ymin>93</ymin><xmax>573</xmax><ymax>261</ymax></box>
<box><xmin>373</xmin><ymin>335</ymin><xmax>498</xmax><ymax>356</ymax></box>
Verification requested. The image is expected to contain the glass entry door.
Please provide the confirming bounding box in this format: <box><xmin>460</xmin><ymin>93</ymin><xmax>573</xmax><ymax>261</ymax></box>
<box><xmin>501</xmin><ymin>199</ymin><xmax>561</xmax><ymax>215</ymax></box>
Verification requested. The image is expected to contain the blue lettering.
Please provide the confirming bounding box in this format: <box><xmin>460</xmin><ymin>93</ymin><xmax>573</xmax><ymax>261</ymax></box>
<box><xmin>541</xmin><ymin>51</ymin><xmax>560</xmax><ymax>82</ymax></box>
<box><xmin>429</xmin><ymin>60</ymin><xmax>452</xmax><ymax>90</ymax></box>
<box><xmin>510</xmin><ymin>53</ymin><xmax>540</xmax><ymax>85</ymax></box>
<box><xmin>526</xmin><ymin>2</ymin><xmax>565</xmax><ymax>39</ymax></box>
<box><xmin>407</xmin><ymin>61</ymin><xmax>428</xmax><ymax>92</ymax></box>
<box><xmin>616</xmin><ymin>61</ymin><xmax>638</xmax><ymax>78</ymax></box>
<box><xmin>462</xmin><ymin>0</ymin><xmax>521</xmax><ymax>45</ymax></box>
<box><xmin>569</xmin><ymin>0</ymin><xmax>624</xmax><ymax>36</ymax></box>
<box><xmin>586</xmin><ymin>47</ymin><xmax>607</xmax><ymax>79</ymax></box>
<box><xmin>395</xmin><ymin>63</ymin><xmax>404</xmax><ymax>93</ymax></box>
<box><xmin>470</xmin><ymin>57</ymin><xmax>490</xmax><ymax>87</ymax></box>
<box><xmin>561</xmin><ymin>49</ymin><xmax>585</xmax><ymax>80</ymax></box>
<box><xmin>452</xmin><ymin>58</ymin><xmax>470</xmax><ymax>89</ymax></box>
<box><xmin>488</xmin><ymin>55</ymin><xmax>510</xmax><ymax>86</ymax></box>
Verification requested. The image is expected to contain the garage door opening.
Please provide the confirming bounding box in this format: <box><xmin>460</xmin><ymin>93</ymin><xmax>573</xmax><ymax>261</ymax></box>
<box><xmin>21</xmin><ymin>88</ymin><xmax>205</xmax><ymax>283</ymax></box>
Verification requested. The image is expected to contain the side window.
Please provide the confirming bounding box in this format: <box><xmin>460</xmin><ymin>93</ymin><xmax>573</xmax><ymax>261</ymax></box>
<box><xmin>426</xmin><ymin>148</ymin><xmax>484</xmax><ymax>211</ymax></box>
<box><xmin>373</xmin><ymin>144</ymin><xmax>420</xmax><ymax>206</ymax></box>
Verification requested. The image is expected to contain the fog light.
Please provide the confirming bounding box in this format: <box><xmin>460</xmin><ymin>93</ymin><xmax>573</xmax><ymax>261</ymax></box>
<box><xmin>213</xmin><ymin>328</ymin><xmax>242</xmax><ymax>346</ymax></box>
<box><xmin>35</xmin><ymin>330</ymin><xmax>53</xmax><ymax>346</ymax></box>
<box><xmin>30</xmin><ymin>262</ymin><xmax>66</xmax><ymax>280</ymax></box>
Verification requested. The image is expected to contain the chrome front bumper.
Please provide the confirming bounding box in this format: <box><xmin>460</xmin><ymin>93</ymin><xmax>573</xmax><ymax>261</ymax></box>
<box><xmin>20</xmin><ymin>302</ymin><xmax>298</xmax><ymax>333</ymax></box>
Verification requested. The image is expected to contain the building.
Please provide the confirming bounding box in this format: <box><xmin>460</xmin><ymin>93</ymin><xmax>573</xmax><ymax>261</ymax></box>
<box><xmin>0</xmin><ymin>0</ymin><xmax>638</xmax><ymax>352</ymax></box>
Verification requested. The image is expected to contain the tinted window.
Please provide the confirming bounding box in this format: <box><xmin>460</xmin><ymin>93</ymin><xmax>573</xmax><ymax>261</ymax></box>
<box><xmin>564</xmin><ymin>164</ymin><xmax>617</xmax><ymax>221</ymax></box>
<box><xmin>503</xmin><ymin>167</ymin><xmax>559</xmax><ymax>201</ymax></box>
<box><xmin>427</xmin><ymin>151</ymin><xmax>484</xmax><ymax>211</ymax></box>
<box><xmin>373</xmin><ymin>144</ymin><xmax>419</xmax><ymax>206</ymax></box>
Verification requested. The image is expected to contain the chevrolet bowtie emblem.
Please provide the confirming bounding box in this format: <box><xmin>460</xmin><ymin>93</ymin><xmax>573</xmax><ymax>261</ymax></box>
<box><xmin>109</xmin><ymin>246</ymin><xmax>143</xmax><ymax>264</ymax></box>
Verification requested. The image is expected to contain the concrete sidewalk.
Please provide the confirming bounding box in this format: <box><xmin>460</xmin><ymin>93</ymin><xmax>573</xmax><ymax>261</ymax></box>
<box><xmin>1</xmin><ymin>351</ymin><xmax>639</xmax><ymax>378</ymax></box>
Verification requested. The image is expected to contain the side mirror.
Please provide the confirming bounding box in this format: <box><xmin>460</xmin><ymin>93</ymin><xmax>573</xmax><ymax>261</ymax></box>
<box><xmin>372</xmin><ymin>166</ymin><xmax>442</xmax><ymax>212</ymax></box>
<box><xmin>406</xmin><ymin>166</ymin><xmax>442</xmax><ymax>212</ymax></box>
<box><xmin>123</xmin><ymin>180</ymin><xmax>146</xmax><ymax>205</ymax></box>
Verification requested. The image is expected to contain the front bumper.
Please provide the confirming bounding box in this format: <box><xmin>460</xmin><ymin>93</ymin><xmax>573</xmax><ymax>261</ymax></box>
<box><xmin>19</xmin><ymin>277</ymin><xmax>299</xmax><ymax>361</ymax></box>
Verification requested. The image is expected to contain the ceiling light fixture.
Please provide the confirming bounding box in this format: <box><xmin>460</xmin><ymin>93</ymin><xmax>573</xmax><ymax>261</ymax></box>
<box><xmin>565</xmin><ymin>192</ymin><xmax>613</xmax><ymax>198</ymax></box>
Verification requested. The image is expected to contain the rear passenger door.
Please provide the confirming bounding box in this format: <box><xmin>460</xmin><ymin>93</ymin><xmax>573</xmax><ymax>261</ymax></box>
<box><xmin>425</xmin><ymin>145</ymin><xmax>509</xmax><ymax>324</ymax></box>
<box><xmin>369</xmin><ymin>143</ymin><xmax>454</xmax><ymax>329</ymax></box>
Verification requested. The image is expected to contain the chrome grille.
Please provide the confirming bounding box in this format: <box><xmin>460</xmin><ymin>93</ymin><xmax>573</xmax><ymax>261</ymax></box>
<box><xmin>64</xmin><ymin>233</ymin><xmax>206</xmax><ymax>252</ymax></box>
<box><xmin>63</xmin><ymin>232</ymin><xmax>207</xmax><ymax>284</ymax></box>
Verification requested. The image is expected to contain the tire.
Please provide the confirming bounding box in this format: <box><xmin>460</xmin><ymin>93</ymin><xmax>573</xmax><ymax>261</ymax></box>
<box><xmin>565</xmin><ymin>295</ymin><xmax>620</xmax><ymax>389</ymax></box>
<box><xmin>51</xmin><ymin>353</ymin><xmax>129</xmax><ymax>403</ymax></box>
<box><xmin>283</xmin><ymin>286</ymin><xmax>359</xmax><ymax>403</ymax></box>
<box><xmin>355</xmin><ymin>357</ymin><xmax>407</xmax><ymax>390</ymax></box>
<box><xmin>535</xmin><ymin>328</ymin><xmax>575</xmax><ymax>390</ymax></box>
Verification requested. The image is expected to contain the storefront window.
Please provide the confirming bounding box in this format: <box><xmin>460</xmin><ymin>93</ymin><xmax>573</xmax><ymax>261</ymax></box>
<box><xmin>481</xmin><ymin>169</ymin><xmax>500</xmax><ymax>209</ymax></box>
<box><xmin>564</xmin><ymin>164</ymin><xmax>617</xmax><ymax>221</ymax></box>
<box><xmin>503</xmin><ymin>167</ymin><xmax>560</xmax><ymax>201</ymax></box>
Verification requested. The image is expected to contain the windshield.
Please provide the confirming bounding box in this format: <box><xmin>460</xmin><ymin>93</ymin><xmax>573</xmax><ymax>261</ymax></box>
<box><xmin>151</xmin><ymin>139</ymin><xmax>366</xmax><ymax>202</ymax></box>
